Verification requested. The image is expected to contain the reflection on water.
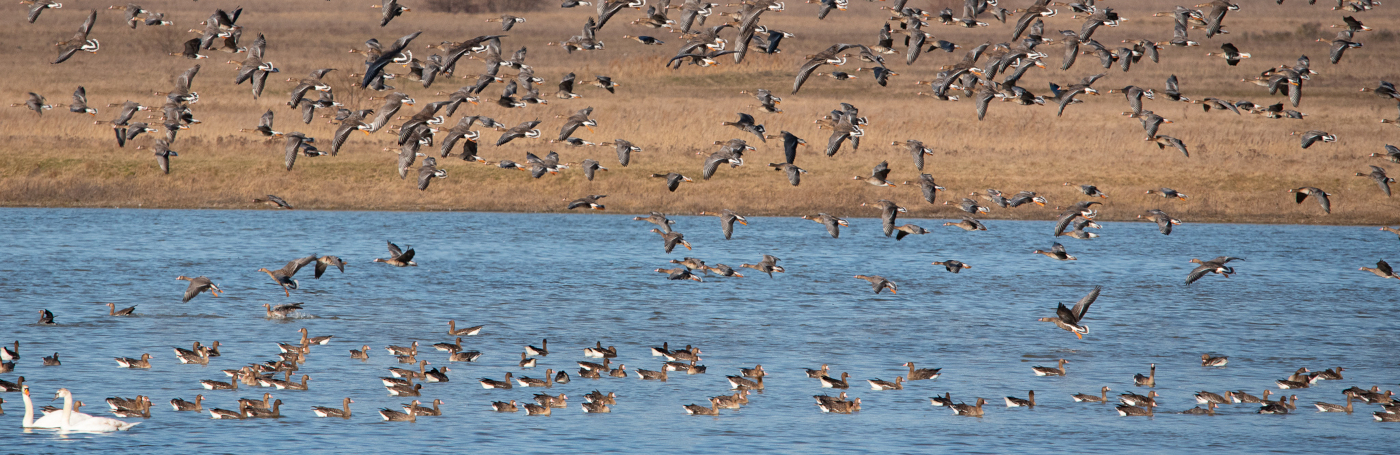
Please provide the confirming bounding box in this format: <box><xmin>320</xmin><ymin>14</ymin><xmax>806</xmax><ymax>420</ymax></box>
<box><xmin>0</xmin><ymin>208</ymin><xmax>1395</xmax><ymax>452</ymax></box>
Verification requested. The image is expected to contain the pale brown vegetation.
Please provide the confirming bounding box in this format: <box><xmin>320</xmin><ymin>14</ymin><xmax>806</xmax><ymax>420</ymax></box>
<box><xmin>1</xmin><ymin>1</ymin><xmax>1398</xmax><ymax>225</ymax></box>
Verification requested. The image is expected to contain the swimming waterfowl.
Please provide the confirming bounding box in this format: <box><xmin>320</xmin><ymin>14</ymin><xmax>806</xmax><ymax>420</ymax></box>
<box><xmin>264</xmin><ymin>303</ymin><xmax>303</xmax><ymax>319</ymax></box>
<box><xmin>41</xmin><ymin>352</ymin><xmax>60</xmax><ymax>366</ymax></box>
<box><xmin>1032</xmin><ymin>359</ymin><xmax>1068</xmax><ymax>376</ymax></box>
<box><xmin>517</xmin><ymin>369</ymin><xmax>555</xmax><ymax>387</ymax></box>
<box><xmin>1073</xmin><ymin>386</ymin><xmax>1111</xmax><ymax>403</ymax></box>
<box><xmin>308</xmin><ymin>397</ymin><xmax>353</xmax><ymax>419</ymax></box>
<box><xmin>1201</xmin><ymin>354</ymin><xmax>1229</xmax><ymax>367</ymax></box>
<box><xmin>450</xmin><ymin>350</ymin><xmax>482</xmax><ymax>362</ymax></box>
<box><xmin>854</xmin><ymin>275</ymin><xmax>897</xmax><ymax>294</ymax></box>
<box><xmin>114</xmin><ymin>353</ymin><xmax>151</xmax><ymax>369</ymax></box>
<box><xmin>713</xmin><ymin>390</ymin><xmax>749</xmax><ymax>409</ymax></box>
<box><xmin>104</xmin><ymin>302</ymin><xmax>136</xmax><ymax>316</ymax></box>
<box><xmin>390</xmin><ymin>360</ymin><xmax>429</xmax><ymax>380</ymax></box>
<box><xmin>200</xmin><ymin>376</ymin><xmax>238</xmax><ymax>390</ymax></box>
<box><xmin>1186</xmin><ymin>256</ymin><xmax>1244</xmax><ymax>284</ymax></box>
<box><xmin>683</xmin><ymin>397</ymin><xmax>721</xmax><ymax>416</ymax></box>
<box><xmin>169</xmin><ymin>395</ymin><xmax>204</xmax><ymax>412</ymax></box>
<box><xmin>1116</xmin><ymin>403</ymin><xmax>1154</xmax><ymax>416</ymax></box>
<box><xmin>37</xmin><ymin>309</ymin><xmax>55</xmax><ymax>325</ymax></box>
<box><xmin>1119</xmin><ymin>390</ymin><xmax>1159</xmax><ymax>407</ymax></box>
<box><xmin>490</xmin><ymin>400</ymin><xmax>518</xmax><ymax>412</ymax></box>
<box><xmin>1005</xmin><ymin>390</ymin><xmax>1035</xmax><ymax>408</ymax></box>
<box><xmin>819</xmin><ymin>397</ymin><xmax>862</xmax><ymax>414</ymax></box>
<box><xmin>868</xmin><ymin>376</ymin><xmax>904</xmax><ymax>391</ymax></box>
<box><xmin>1032</xmin><ymin>242</ymin><xmax>1076</xmax><ymax>260</ymax></box>
<box><xmin>1134</xmin><ymin>364</ymin><xmax>1157</xmax><ymax>387</ymax></box>
<box><xmin>820</xmin><ymin>372</ymin><xmax>851</xmax><ymax>389</ymax></box>
<box><xmin>1258</xmin><ymin>396</ymin><xmax>1293</xmax><ymax>414</ymax></box>
<box><xmin>374</xmin><ymin>241</ymin><xmax>417</xmax><ymax>266</ymax></box>
<box><xmin>950</xmin><ymin>398</ymin><xmax>986</xmax><ymax>416</ymax></box>
<box><xmin>173</xmin><ymin>342</ymin><xmax>209</xmax><ymax>364</ymax></box>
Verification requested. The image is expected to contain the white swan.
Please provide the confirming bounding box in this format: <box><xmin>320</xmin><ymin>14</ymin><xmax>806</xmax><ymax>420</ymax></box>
<box><xmin>53</xmin><ymin>388</ymin><xmax>138</xmax><ymax>432</ymax></box>
<box><xmin>20</xmin><ymin>385</ymin><xmax>91</xmax><ymax>428</ymax></box>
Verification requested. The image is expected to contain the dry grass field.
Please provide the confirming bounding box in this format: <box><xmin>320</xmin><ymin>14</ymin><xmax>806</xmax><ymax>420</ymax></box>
<box><xmin>2</xmin><ymin>0</ymin><xmax>1398</xmax><ymax>224</ymax></box>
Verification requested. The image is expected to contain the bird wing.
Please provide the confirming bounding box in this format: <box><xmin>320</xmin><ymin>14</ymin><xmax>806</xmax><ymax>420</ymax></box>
<box><xmin>1072</xmin><ymin>286</ymin><xmax>1101</xmax><ymax>320</ymax></box>
<box><xmin>1185</xmin><ymin>264</ymin><xmax>1211</xmax><ymax>284</ymax></box>
<box><xmin>1378</xmin><ymin>260</ymin><xmax>1394</xmax><ymax>276</ymax></box>
<box><xmin>284</xmin><ymin>137</ymin><xmax>300</xmax><ymax>171</ymax></box>
<box><xmin>872</xmin><ymin>161</ymin><xmax>891</xmax><ymax>180</ymax></box>
<box><xmin>702</xmin><ymin>153</ymin><xmax>726</xmax><ymax>179</ymax></box>
<box><xmin>785</xmin><ymin>165</ymin><xmax>802</xmax><ymax>186</ymax></box>
<box><xmin>792</xmin><ymin>56</ymin><xmax>827</xmax><ymax>94</ymax></box>
<box><xmin>825</xmin><ymin>131</ymin><xmax>849</xmax><ymax>157</ymax></box>
<box><xmin>282</xmin><ymin>255</ymin><xmax>318</xmax><ymax>276</ymax></box>
<box><xmin>1051</xmin><ymin>242</ymin><xmax>1067</xmax><ymax>254</ymax></box>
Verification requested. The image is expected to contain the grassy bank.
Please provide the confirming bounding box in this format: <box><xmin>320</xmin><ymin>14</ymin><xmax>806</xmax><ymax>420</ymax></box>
<box><xmin>2</xmin><ymin>1</ymin><xmax>1398</xmax><ymax>224</ymax></box>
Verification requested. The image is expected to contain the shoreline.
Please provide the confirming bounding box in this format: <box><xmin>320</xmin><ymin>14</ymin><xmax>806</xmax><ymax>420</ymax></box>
<box><xmin>0</xmin><ymin>203</ymin><xmax>1389</xmax><ymax>227</ymax></box>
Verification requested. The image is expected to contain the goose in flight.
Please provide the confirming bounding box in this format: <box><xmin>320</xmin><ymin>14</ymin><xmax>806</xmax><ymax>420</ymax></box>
<box><xmin>1033</xmin><ymin>242</ymin><xmax>1076</xmax><ymax>260</ymax></box>
<box><xmin>854</xmin><ymin>275</ymin><xmax>897</xmax><ymax>294</ymax></box>
<box><xmin>792</xmin><ymin>44</ymin><xmax>870</xmax><ymax>94</ymax></box>
<box><xmin>257</xmin><ymin>255</ymin><xmax>317</xmax><ymax>296</ymax></box>
<box><xmin>802</xmin><ymin>213</ymin><xmax>848</xmax><ymax>238</ymax></box>
<box><xmin>1186</xmin><ymin>256</ymin><xmax>1243</xmax><ymax>284</ymax></box>
<box><xmin>1289</xmin><ymin>187</ymin><xmax>1331</xmax><ymax>214</ymax></box>
<box><xmin>1038</xmin><ymin>286</ymin><xmax>1101</xmax><ymax>339</ymax></box>
<box><xmin>1355</xmin><ymin>165</ymin><xmax>1394</xmax><ymax>197</ymax></box>
<box><xmin>567</xmin><ymin>194</ymin><xmax>607</xmax><ymax>210</ymax></box>
<box><xmin>698</xmin><ymin>210</ymin><xmax>747</xmax><ymax>240</ymax></box>
<box><xmin>1139</xmin><ymin>209</ymin><xmax>1182</xmax><ymax>235</ymax></box>
<box><xmin>855</xmin><ymin>161</ymin><xmax>896</xmax><ymax>186</ymax></box>
<box><xmin>1360</xmin><ymin>259</ymin><xmax>1398</xmax><ymax>279</ymax></box>
<box><xmin>177</xmin><ymin>275</ymin><xmax>222</xmax><ymax>302</ymax></box>
<box><xmin>374</xmin><ymin>241</ymin><xmax>417</xmax><ymax>266</ymax></box>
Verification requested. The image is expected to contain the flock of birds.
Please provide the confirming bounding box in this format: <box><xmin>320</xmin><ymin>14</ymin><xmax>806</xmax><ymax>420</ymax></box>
<box><xmin>6</xmin><ymin>0</ymin><xmax>1400</xmax><ymax>435</ymax></box>
<box><xmin>4</xmin><ymin>264</ymin><xmax>1399</xmax><ymax>430</ymax></box>
<box><xmin>9</xmin><ymin>0</ymin><xmax>1400</xmax><ymax>209</ymax></box>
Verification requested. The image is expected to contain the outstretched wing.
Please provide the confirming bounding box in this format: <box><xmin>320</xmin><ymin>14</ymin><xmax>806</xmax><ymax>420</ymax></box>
<box><xmin>1071</xmin><ymin>286</ymin><xmax>1101</xmax><ymax>320</ymax></box>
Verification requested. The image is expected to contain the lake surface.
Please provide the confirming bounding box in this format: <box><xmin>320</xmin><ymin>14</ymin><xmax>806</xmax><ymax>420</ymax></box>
<box><xmin>0</xmin><ymin>208</ymin><xmax>1396</xmax><ymax>453</ymax></box>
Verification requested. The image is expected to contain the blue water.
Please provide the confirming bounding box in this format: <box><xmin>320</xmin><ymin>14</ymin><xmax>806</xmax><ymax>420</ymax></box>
<box><xmin>0</xmin><ymin>208</ymin><xmax>1395</xmax><ymax>453</ymax></box>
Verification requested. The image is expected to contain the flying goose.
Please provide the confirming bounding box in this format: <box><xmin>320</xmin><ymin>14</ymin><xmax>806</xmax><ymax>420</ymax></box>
<box><xmin>651</xmin><ymin>173</ymin><xmax>693</xmax><ymax>192</ymax></box>
<box><xmin>803</xmin><ymin>213</ymin><xmax>849</xmax><ymax>238</ymax></box>
<box><xmin>854</xmin><ymin>275</ymin><xmax>897</xmax><ymax>294</ymax></box>
<box><xmin>53</xmin><ymin>10</ymin><xmax>99</xmax><ymax>64</ymax></box>
<box><xmin>698</xmin><ymin>210</ymin><xmax>747</xmax><ymax>240</ymax></box>
<box><xmin>740</xmin><ymin>254</ymin><xmax>784</xmax><ymax>278</ymax></box>
<box><xmin>855</xmin><ymin>161</ymin><xmax>896</xmax><ymax>186</ymax></box>
<box><xmin>257</xmin><ymin>255</ymin><xmax>316</xmax><ymax>296</ymax></box>
<box><xmin>1186</xmin><ymin>256</ymin><xmax>1244</xmax><ymax>284</ymax></box>
<box><xmin>1038</xmin><ymin>286</ymin><xmax>1101</xmax><ymax>339</ymax></box>
<box><xmin>1033</xmin><ymin>242</ymin><xmax>1076</xmax><ymax>260</ymax></box>
<box><xmin>374</xmin><ymin>241</ymin><xmax>417</xmax><ymax>266</ymax></box>
<box><xmin>1139</xmin><ymin>209</ymin><xmax>1182</xmax><ymax>235</ymax></box>
<box><xmin>1356</xmin><ymin>165</ymin><xmax>1394</xmax><ymax>197</ymax></box>
<box><xmin>1361</xmin><ymin>259</ymin><xmax>1398</xmax><ymax>279</ymax></box>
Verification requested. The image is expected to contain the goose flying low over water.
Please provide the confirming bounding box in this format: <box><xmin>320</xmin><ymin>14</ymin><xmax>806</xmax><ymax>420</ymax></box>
<box><xmin>1186</xmin><ymin>256</ymin><xmax>1244</xmax><ymax>284</ymax></box>
<box><xmin>1039</xmin><ymin>286</ymin><xmax>1101</xmax><ymax>339</ymax></box>
<box><xmin>854</xmin><ymin>275</ymin><xmax>897</xmax><ymax>294</ymax></box>
<box><xmin>176</xmin><ymin>275</ymin><xmax>222</xmax><ymax>302</ymax></box>
<box><xmin>374</xmin><ymin>241</ymin><xmax>417</xmax><ymax>266</ymax></box>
